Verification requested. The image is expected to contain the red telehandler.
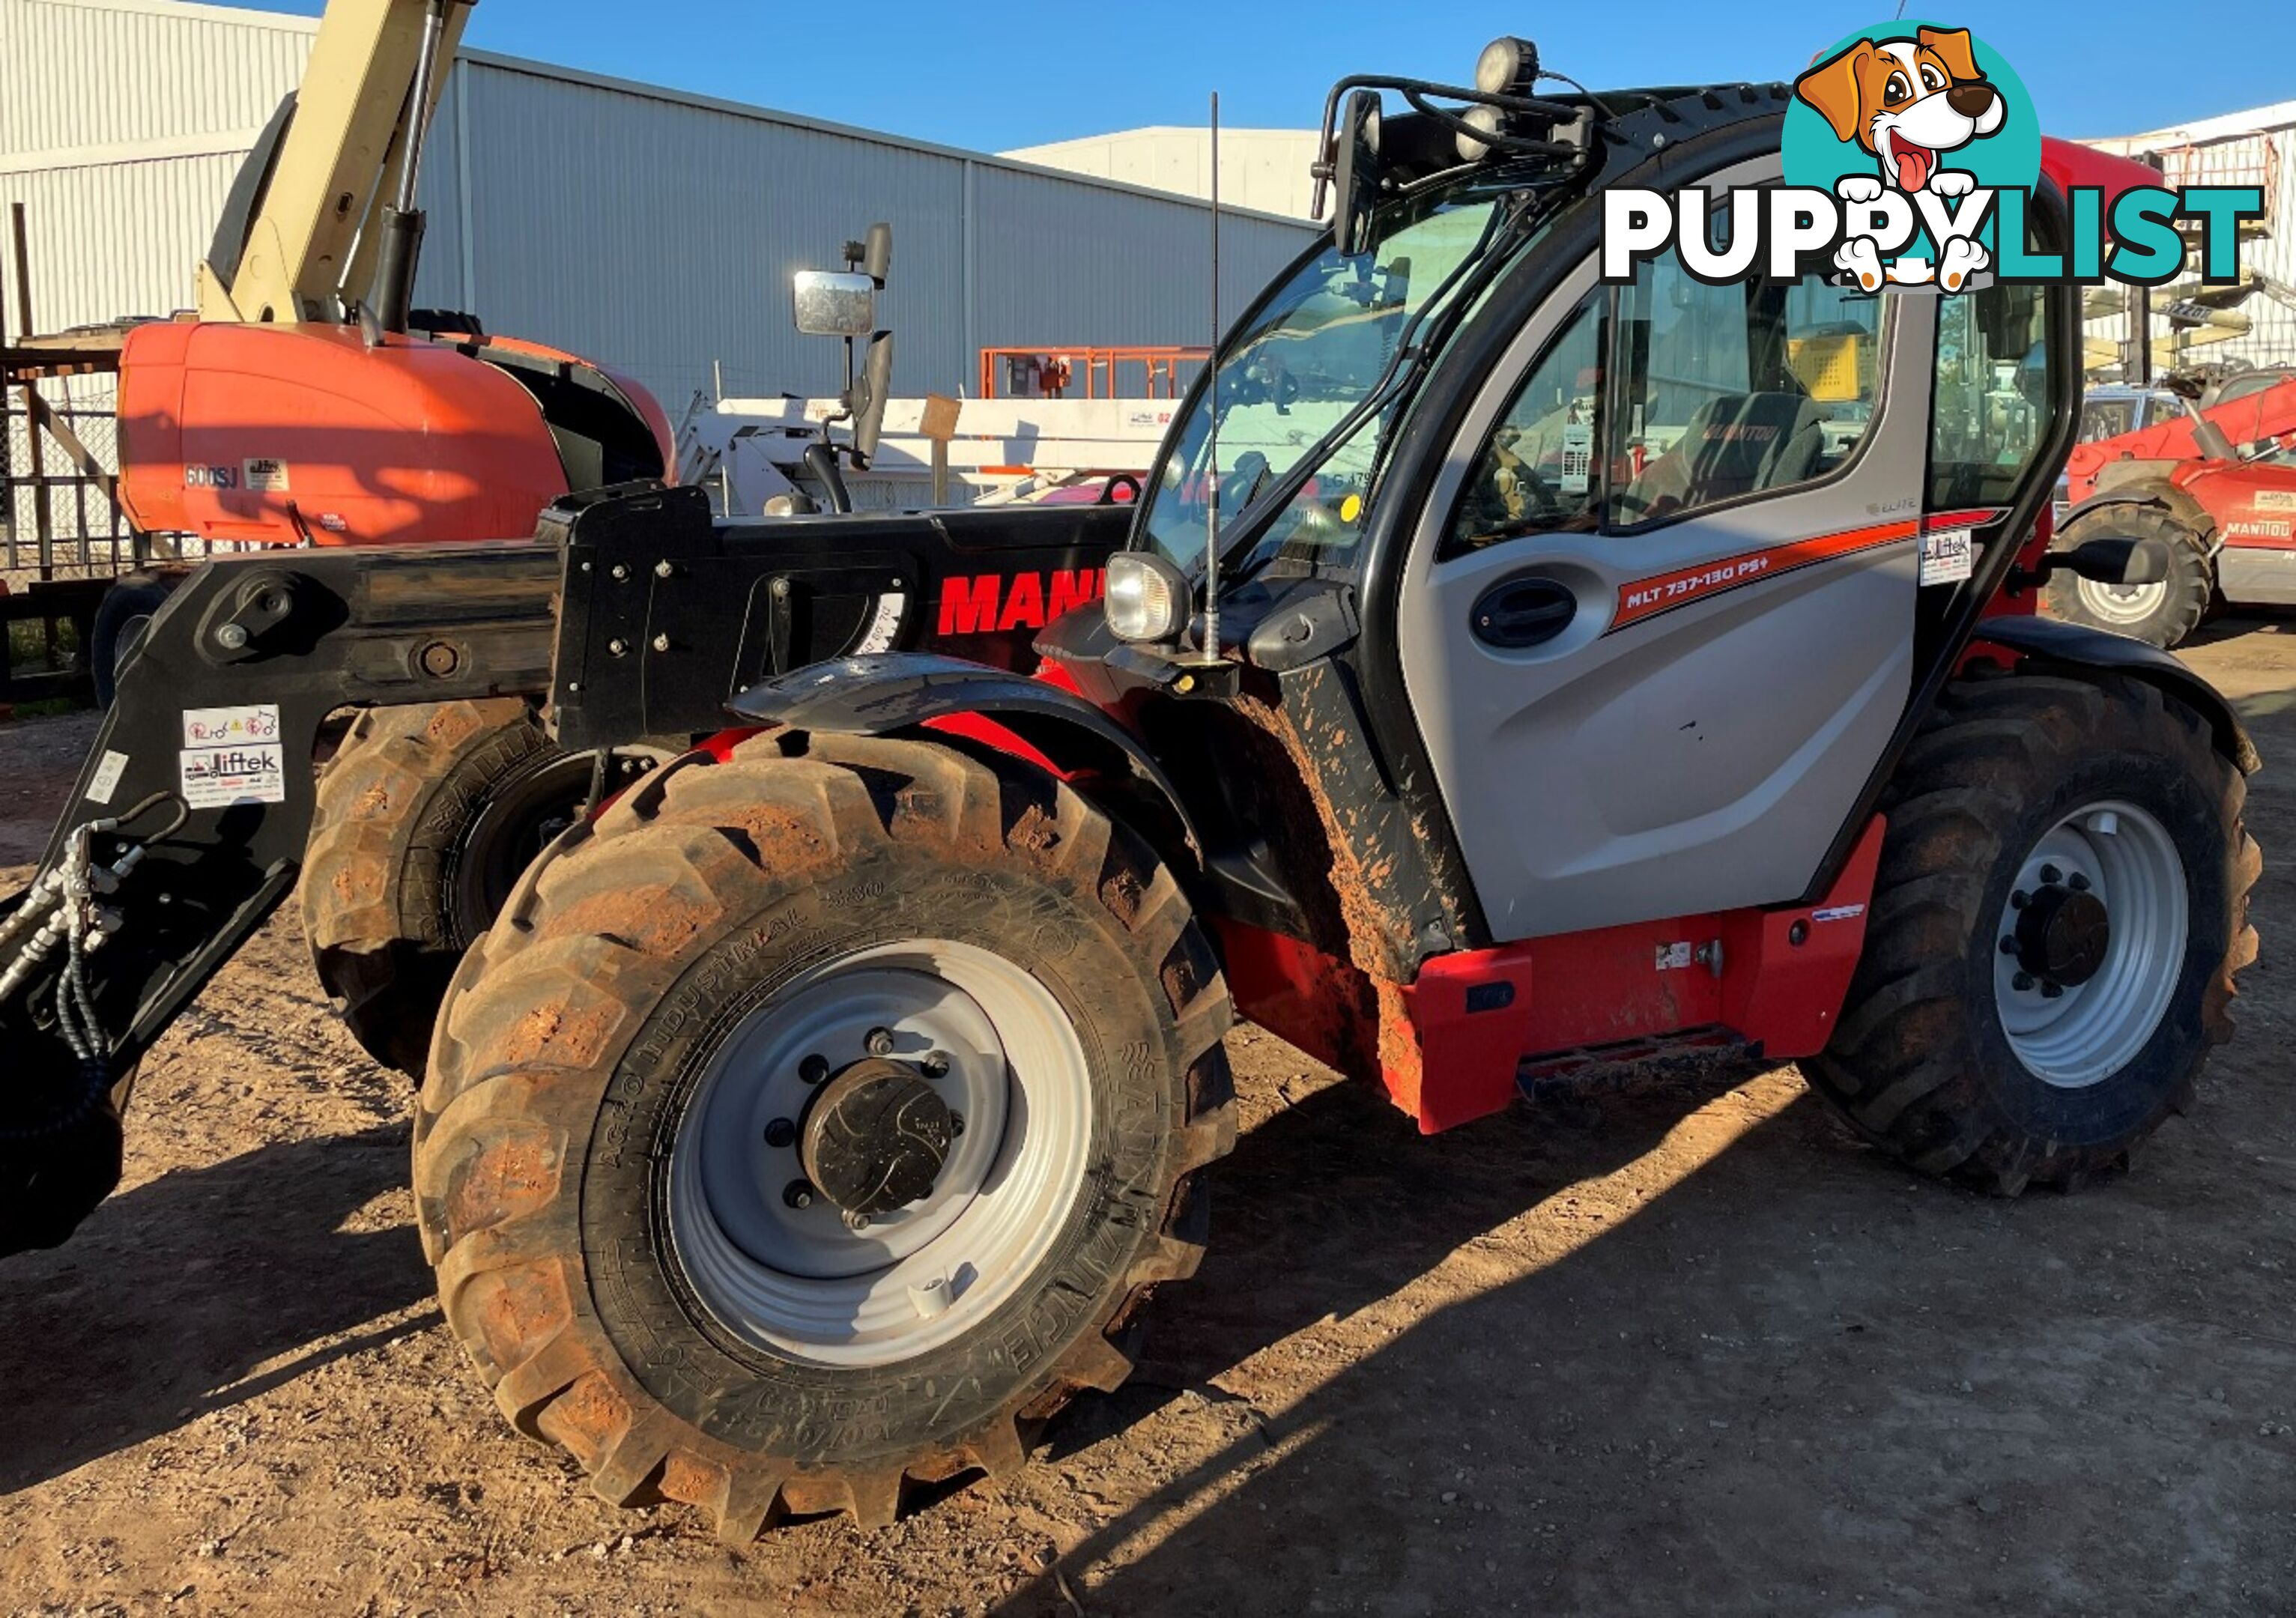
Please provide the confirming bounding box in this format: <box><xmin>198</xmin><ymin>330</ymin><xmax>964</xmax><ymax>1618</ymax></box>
<box><xmin>2054</xmin><ymin>288</ymin><xmax>2296</xmax><ymax>646</ymax></box>
<box><xmin>0</xmin><ymin>43</ymin><xmax>2258</xmax><ymax>1536</ymax></box>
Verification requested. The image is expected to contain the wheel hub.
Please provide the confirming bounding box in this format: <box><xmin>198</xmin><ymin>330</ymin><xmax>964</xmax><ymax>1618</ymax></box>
<box><xmin>2013</xmin><ymin>882</ymin><xmax>2111</xmax><ymax>987</ymax></box>
<box><xmin>1991</xmin><ymin>801</ymin><xmax>2189</xmax><ymax>1090</ymax></box>
<box><xmin>797</xmin><ymin>1058</ymin><xmax>954</xmax><ymax>1217</ymax></box>
<box><xmin>667</xmin><ymin>943</ymin><xmax>1094</xmax><ymax>1366</ymax></box>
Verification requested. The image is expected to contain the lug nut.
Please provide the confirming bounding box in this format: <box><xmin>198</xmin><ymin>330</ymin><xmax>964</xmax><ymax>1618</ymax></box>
<box><xmin>763</xmin><ymin>1118</ymin><xmax>796</xmax><ymax>1148</ymax></box>
<box><xmin>865</xmin><ymin>1026</ymin><xmax>896</xmax><ymax>1057</ymax></box>
<box><xmin>2000</xmin><ymin>937</ymin><xmax>2019</xmax><ymax>955</ymax></box>
<box><xmin>2010</xmin><ymin>890</ymin><xmax>2029</xmax><ymax>910</ymax></box>
<box><xmin>843</xmin><ymin>1211</ymin><xmax>871</xmax><ymax>1232</ymax></box>
<box><xmin>2040</xmin><ymin>864</ymin><xmax>2063</xmax><ymax>886</ymax></box>
<box><xmin>607</xmin><ymin>637</ymin><xmax>629</xmax><ymax>657</ymax></box>
<box><xmin>950</xmin><ymin>1112</ymin><xmax>966</xmax><ymax>1137</ymax></box>
<box><xmin>214</xmin><ymin>622</ymin><xmax>249</xmax><ymax>652</ymax></box>
<box><xmin>783</xmin><ymin>1180</ymin><xmax>816</xmax><ymax>1210</ymax></box>
<box><xmin>799</xmin><ymin>1054</ymin><xmax>829</xmax><ymax>1085</ymax></box>
<box><xmin>2041</xmin><ymin>982</ymin><xmax>2065</xmax><ymax>1000</ymax></box>
<box><xmin>2068</xmin><ymin>872</ymin><xmax>2091</xmax><ymax>892</ymax></box>
<box><xmin>2012</xmin><ymin>973</ymin><xmax>2035</xmax><ymax>993</ymax></box>
<box><xmin>652</xmin><ymin>633</ymin><xmax>671</xmax><ymax>653</ymax></box>
<box><xmin>921</xmin><ymin>1050</ymin><xmax>952</xmax><ymax>1079</ymax></box>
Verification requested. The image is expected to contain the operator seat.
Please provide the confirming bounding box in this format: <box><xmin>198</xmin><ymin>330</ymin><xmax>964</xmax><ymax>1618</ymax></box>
<box><xmin>1619</xmin><ymin>390</ymin><xmax>1826</xmax><ymax>524</ymax></box>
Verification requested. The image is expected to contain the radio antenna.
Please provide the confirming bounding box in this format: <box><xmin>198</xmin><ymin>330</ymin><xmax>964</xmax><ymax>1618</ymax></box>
<box><xmin>1202</xmin><ymin>90</ymin><xmax>1223</xmax><ymax>658</ymax></box>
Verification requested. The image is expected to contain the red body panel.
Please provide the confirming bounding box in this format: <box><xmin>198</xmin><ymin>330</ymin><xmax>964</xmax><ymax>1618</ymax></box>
<box><xmin>2064</xmin><ymin>373</ymin><xmax>2296</xmax><ymax>568</ymax></box>
<box><xmin>2065</xmin><ymin>374</ymin><xmax>2296</xmax><ymax>510</ymax></box>
<box><xmin>119</xmin><ymin>321</ymin><xmax>574</xmax><ymax>545</ymax></box>
<box><xmin>2038</xmin><ymin>138</ymin><xmax>2171</xmax><ymax>213</ymax></box>
<box><xmin>1217</xmin><ymin>818</ymin><xmax>1887</xmax><ymax>1135</ymax></box>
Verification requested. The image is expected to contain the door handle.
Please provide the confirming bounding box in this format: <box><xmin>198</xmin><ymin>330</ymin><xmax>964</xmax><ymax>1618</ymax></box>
<box><xmin>1471</xmin><ymin>576</ymin><xmax>1577</xmax><ymax>649</ymax></box>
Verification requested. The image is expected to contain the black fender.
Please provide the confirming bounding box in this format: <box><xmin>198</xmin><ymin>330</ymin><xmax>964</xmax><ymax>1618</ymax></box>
<box><xmin>2061</xmin><ymin>485</ymin><xmax>2221</xmax><ymax>559</ymax></box>
<box><xmin>1975</xmin><ymin>614</ymin><xmax>2261</xmax><ymax>775</ymax></box>
<box><xmin>727</xmin><ymin>652</ymin><xmax>1203</xmax><ymax>858</ymax></box>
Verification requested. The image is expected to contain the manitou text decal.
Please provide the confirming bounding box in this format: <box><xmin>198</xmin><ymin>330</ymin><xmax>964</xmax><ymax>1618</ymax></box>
<box><xmin>937</xmin><ymin>569</ymin><xmax>1104</xmax><ymax>636</ymax></box>
<box><xmin>1600</xmin><ymin>23</ymin><xmax>2261</xmax><ymax>295</ymax></box>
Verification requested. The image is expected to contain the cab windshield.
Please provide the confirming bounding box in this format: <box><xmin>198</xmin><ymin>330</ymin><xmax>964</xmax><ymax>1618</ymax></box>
<box><xmin>1139</xmin><ymin>190</ymin><xmax>1506</xmax><ymax>578</ymax></box>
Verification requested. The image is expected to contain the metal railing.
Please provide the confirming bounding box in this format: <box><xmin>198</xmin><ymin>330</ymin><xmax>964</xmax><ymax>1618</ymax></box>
<box><xmin>977</xmin><ymin>345</ymin><xmax>1211</xmax><ymax>401</ymax></box>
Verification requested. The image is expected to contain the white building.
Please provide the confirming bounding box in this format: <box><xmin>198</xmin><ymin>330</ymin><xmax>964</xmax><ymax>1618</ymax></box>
<box><xmin>2081</xmin><ymin>102</ymin><xmax>2296</xmax><ymax>378</ymax></box>
<box><xmin>1002</xmin><ymin>127</ymin><xmax>1325</xmax><ymax>221</ymax></box>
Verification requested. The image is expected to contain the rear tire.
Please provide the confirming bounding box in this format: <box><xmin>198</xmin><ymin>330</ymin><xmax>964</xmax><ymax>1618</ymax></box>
<box><xmin>1808</xmin><ymin>672</ymin><xmax>2257</xmax><ymax>1194</ymax></box>
<box><xmin>412</xmin><ymin>730</ymin><xmax>1234</xmax><ymax>1533</ymax></box>
<box><xmin>90</xmin><ymin>575</ymin><xmax>174</xmax><ymax>709</ymax></box>
<box><xmin>303</xmin><ymin>700</ymin><xmax>582</xmax><ymax>1073</ymax></box>
<box><xmin>2046</xmin><ymin>504</ymin><xmax>2213</xmax><ymax>649</ymax></box>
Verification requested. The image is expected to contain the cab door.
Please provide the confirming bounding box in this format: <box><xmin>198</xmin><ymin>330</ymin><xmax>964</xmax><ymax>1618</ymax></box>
<box><xmin>1394</xmin><ymin>174</ymin><xmax>1945</xmax><ymax>943</ymax></box>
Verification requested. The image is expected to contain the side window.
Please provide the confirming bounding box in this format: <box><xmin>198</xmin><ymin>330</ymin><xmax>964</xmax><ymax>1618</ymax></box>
<box><xmin>1930</xmin><ymin>283</ymin><xmax>2050</xmax><ymax>509</ymax></box>
<box><xmin>1447</xmin><ymin>293</ymin><xmax>1606</xmax><ymax>551</ymax></box>
<box><xmin>1611</xmin><ymin>261</ymin><xmax>1883</xmax><ymax>527</ymax></box>
<box><xmin>1446</xmin><ymin>238</ymin><xmax>1886</xmax><ymax>553</ymax></box>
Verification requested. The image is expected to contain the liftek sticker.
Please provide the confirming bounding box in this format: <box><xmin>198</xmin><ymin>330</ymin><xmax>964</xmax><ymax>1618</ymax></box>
<box><xmin>179</xmin><ymin>743</ymin><xmax>287</xmax><ymax>809</ymax></box>
<box><xmin>1560</xmin><ymin>421</ymin><xmax>1594</xmax><ymax>494</ymax></box>
<box><xmin>1812</xmin><ymin>903</ymin><xmax>1868</xmax><ymax>924</ymax></box>
<box><xmin>2257</xmin><ymin>490</ymin><xmax>2296</xmax><ymax>512</ymax></box>
<box><xmin>85</xmin><ymin>750</ymin><xmax>130</xmax><ymax>806</ymax></box>
<box><xmin>243</xmin><ymin>457</ymin><xmax>291</xmax><ymax>493</ymax></box>
<box><xmin>183</xmin><ymin>703</ymin><xmax>282</xmax><ymax>748</ymax></box>
<box><xmin>1656</xmin><ymin>941</ymin><xmax>1694</xmax><ymax>971</ymax></box>
<box><xmin>1919</xmin><ymin>526</ymin><xmax>1973</xmax><ymax>587</ymax></box>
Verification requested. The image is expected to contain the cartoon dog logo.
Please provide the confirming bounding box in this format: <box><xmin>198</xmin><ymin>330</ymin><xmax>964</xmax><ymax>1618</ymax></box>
<box><xmin>1795</xmin><ymin>26</ymin><xmax>2005</xmax><ymax>291</ymax></box>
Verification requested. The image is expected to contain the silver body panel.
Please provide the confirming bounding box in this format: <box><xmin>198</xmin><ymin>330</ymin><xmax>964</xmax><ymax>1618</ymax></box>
<box><xmin>1396</xmin><ymin>157</ymin><xmax>1943</xmax><ymax>942</ymax></box>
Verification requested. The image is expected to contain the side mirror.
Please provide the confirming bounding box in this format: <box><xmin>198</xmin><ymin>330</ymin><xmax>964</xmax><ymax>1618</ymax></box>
<box><xmin>851</xmin><ymin>331</ymin><xmax>895</xmax><ymax>464</ymax></box>
<box><xmin>1329</xmin><ymin>89</ymin><xmax>1383</xmax><ymax>258</ymax></box>
<box><xmin>2064</xmin><ymin>534</ymin><xmax>2172</xmax><ymax>586</ymax></box>
<box><xmin>793</xmin><ymin>270</ymin><xmax>876</xmax><ymax>337</ymax></box>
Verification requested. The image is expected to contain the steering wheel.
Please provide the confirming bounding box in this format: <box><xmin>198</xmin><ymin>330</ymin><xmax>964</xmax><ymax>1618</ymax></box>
<box><xmin>1097</xmin><ymin>473</ymin><xmax>1143</xmax><ymax>506</ymax></box>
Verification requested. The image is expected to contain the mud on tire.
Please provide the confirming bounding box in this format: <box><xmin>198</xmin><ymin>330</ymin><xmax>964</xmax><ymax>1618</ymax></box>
<box><xmin>303</xmin><ymin>700</ymin><xmax>570</xmax><ymax>1073</ymax></box>
<box><xmin>1808</xmin><ymin>671</ymin><xmax>2259</xmax><ymax>1194</ymax></box>
<box><xmin>411</xmin><ymin>730</ymin><xmax>1235</xmax><ymax>1533</ymax></box>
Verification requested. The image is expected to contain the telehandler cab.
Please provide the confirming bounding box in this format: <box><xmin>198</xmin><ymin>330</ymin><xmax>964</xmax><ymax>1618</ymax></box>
<box><xmin>0</xmin><ymin>44</ymin><xmax>2259</xmax><ymax>1536</ymax></box>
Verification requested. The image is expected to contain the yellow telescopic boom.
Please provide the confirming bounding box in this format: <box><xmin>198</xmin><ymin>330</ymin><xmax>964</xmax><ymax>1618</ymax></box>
<box><xmin>194</xmin><ymin>0</ymin><xmax>473</xmax><ymax>325</ymax></box>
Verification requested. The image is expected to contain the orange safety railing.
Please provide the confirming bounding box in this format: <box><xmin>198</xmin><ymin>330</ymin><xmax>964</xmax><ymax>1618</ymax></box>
<box><xmin>978</xmin><ymin>345</ymin><xmax>1211</xmax><ymax>401</ymax></box>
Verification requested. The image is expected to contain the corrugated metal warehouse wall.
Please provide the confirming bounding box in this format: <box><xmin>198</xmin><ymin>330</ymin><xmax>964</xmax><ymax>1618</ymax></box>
<box><xmin>0</xmin><ymin>0</ymin><xmax>1315</xmax><ymax>415</ymax></box>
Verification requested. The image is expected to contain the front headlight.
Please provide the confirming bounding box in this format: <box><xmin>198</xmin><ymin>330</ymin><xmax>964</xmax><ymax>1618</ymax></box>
<box><xmin>1104</xmin><ymin>551</ymin><xmax>1189</xmax><ymax>643</ymax></box>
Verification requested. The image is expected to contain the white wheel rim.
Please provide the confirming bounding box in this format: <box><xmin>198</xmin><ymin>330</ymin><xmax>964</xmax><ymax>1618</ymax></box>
<box><xmin>1992</xmin><ymin>800</ymin><xmax>2188</xmax><ymax>1090</ymax></box>
<box><xmin>667</xmin><ymin>939</ymin><xmax>1093</xmax><ymax>1368</ymax></box>
<box><xmin>2074</xmin><ymin>574</ymin><xmax>2169</xmax><ymax>628</ymax></box>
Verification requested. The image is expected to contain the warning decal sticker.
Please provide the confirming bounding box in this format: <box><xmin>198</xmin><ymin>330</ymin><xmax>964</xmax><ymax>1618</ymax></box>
<box><xmin>183</xmin><ymin>704</ymin><xmax>282</xmax><ymax>748</ymax></box>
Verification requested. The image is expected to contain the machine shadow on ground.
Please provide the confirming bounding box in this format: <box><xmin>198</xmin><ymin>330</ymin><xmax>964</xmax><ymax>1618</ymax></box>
<box><xmin>0</xmin><ymin>1121</ymin><xmax>433</xmax><ymax>1494</ymax></box>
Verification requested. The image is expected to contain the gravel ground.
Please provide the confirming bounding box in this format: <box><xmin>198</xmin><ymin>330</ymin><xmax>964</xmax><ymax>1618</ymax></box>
<box><xmin>1</xmin><ymin>622</ymin><xmax>2292</xmax><ymax>1617</ymax></box>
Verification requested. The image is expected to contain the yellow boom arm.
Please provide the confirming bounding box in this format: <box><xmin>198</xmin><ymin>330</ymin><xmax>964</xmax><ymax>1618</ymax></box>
<box><xmin>195</xmin><ymin>0</ymin><xmax>473</xmax><ymax>324</ymax></box>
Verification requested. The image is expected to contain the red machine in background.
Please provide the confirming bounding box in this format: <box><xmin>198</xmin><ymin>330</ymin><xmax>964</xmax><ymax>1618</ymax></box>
<box><xmin>2054</xmin><ymin>361</ymin><xmax>2296</xmax><ymax>648</ymax></box>
<box><xmin>76</xmin><ymin>0</ymin><xmax>674</xmax><ymax>696</ymax></box>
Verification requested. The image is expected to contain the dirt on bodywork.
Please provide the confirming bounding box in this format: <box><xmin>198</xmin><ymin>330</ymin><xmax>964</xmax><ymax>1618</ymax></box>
<box><xmin>2</xmin><ymin>624</ymin><xmax>2296</xmax><ymax>1614</ymax></box>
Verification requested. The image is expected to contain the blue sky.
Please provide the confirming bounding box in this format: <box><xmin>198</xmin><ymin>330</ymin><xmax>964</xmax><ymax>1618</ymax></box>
<box><xmin>225</xmin><ymin>2</ymin><xmax>2293</xmax><ymax>151</ymax></box>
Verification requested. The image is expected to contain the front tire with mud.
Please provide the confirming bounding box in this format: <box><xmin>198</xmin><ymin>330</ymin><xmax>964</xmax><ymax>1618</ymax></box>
<box><xmin>413</xmin><ymin>730</ymin><xmax>1234</xmax><ymax>1533</ymax></box>
<box><xmin>1808</xmin><ymin>673</ymin><xmax>2257</xmax><ymax>1194</ymax></box>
